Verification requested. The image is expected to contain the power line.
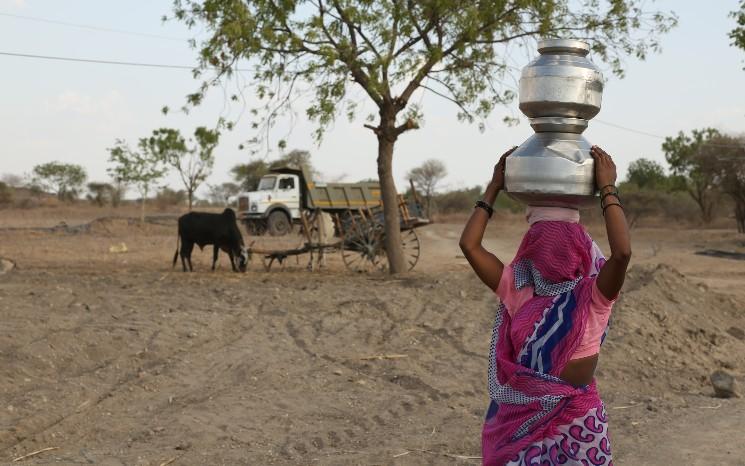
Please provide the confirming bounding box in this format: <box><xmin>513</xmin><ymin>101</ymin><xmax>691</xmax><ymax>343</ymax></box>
<box><xmin>594</xmin><ymin>119</ymin><xmax>666</xmax><ymax>139</ymax></box>
<box><xmin>0</xmin><ymin>12</ymin><xmax>185</xmax><ymax>42</ymax></box>
<box><xmin>0</xmin><ymin>50</ymin><xmax>198</xmax><ymax>69</ymax></box>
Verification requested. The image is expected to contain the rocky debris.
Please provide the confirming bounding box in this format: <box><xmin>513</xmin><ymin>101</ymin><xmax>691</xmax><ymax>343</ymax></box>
<box><xmin>710</xmin><ymin>370</ymin><xmax>739</xmax><ymax>398</ymax></box>
<box><xmin>0</xmin><ymin>258</ymin><xmax>15</xmax><ymax>274</ymax></box>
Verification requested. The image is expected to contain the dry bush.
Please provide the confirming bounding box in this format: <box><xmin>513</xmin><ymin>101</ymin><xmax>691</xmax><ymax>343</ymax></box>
<box><xmin>0</xmin><ymin>182</ymin><xmax>13</xmax><ymax>208</ymax></box>
<box><xmin>154</xmin><ymin>188</ymin><xmax>187</xmax><ymax>210</ymax></box>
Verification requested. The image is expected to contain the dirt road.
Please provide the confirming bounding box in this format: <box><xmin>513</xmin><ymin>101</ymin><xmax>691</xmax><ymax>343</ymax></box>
<box><xmin>1</xmin><ymin>210</ymin><xmax>744</xmax><ymax>465</ymax></box>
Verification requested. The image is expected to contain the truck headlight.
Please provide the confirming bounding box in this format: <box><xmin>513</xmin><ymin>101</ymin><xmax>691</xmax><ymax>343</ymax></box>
<box><xmin>250</xmin><ymin>203</ymin><xmax>258</xmax><ymax>212</ymax></box>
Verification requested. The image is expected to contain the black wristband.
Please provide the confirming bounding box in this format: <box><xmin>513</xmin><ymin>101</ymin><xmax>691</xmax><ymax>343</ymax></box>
<box><xmin>475</xmin><ymin>200</ymin><xmax>494</xmax><ymax>218</ymax></box>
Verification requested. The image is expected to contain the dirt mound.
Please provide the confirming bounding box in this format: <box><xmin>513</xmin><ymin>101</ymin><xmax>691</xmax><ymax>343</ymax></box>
<box><xmin>601</xmin><ymin>263</ymin><xmax>745</xmax><ymax>398</ymax></box>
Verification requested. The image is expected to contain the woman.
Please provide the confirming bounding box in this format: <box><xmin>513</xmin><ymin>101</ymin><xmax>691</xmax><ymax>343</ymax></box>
<box><xmin>459</xmin><ymin>146</ymin><xmax>631</xmax><ymax>465</ymax></box>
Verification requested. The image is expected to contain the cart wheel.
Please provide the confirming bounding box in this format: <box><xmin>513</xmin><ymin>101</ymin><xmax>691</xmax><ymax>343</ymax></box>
<box><xmin>401</xmin><ymin>228</ymin><xmax>421</xmax><ymax>271</ymax></box>
<box><xmin>341</xmin><ymin>222</ymin><xmax>387</xmax><ymax>273</ymax></box>
<box><xmin>267</xmin><ymin>210</ymin><xmax>293</xmax><ymax>236</ymax></box>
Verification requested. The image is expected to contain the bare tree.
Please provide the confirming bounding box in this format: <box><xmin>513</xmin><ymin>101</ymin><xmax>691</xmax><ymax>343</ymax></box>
<box><xmin>408</xmin><ymin>159</ymin><xmax>447</xmax><ymax>217</ymax></box>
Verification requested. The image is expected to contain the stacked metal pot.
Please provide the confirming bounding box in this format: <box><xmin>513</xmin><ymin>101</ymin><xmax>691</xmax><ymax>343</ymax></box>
<box><xmin>505</xmin><ymin>39</ymin><xmax>605</xmax><ymax>208</ymax></box>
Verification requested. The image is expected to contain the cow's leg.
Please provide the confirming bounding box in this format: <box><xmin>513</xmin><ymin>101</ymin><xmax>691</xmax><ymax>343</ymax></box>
<box><xmin>184</xmin><ymin>242</ymin><xmax>195</xmax><ymax>272</ymax></box>
<box><xmin>212</xmin><ymin>245</ymin><xmax>219</xmax><ymax>271</ymax></box>
<box><xmin>228</xmin><ymin>250</ymin><xmax>237</xmax><ymax>272</ymax></box>
<box><xmin>179</xmin><ymin>240</ymin><xmax>191</xmax><ymax>272</ymax></box>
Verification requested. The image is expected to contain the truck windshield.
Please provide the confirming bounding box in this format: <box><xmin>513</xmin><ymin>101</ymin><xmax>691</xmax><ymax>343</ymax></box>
<box><xmin>257</xmin><ymin>176</ymin><xmax>276</xmax><ymax>191</ymax></box>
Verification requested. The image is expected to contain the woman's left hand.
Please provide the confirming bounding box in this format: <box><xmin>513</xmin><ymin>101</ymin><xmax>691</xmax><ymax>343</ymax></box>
<box><xmin>490</xmin><ymin>146</ymin><xmax>518</xmax><ymax>190</ymax></box>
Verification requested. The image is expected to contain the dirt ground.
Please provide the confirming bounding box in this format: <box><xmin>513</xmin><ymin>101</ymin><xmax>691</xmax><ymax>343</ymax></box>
<box><xmin>1</xmin><ymin>206</ymin><xmax>745</xmax><ymax>465</ymax></box>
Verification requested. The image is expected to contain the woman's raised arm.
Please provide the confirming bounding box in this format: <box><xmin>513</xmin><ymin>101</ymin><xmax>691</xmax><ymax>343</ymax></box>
<box><xmin>459</xmin><ymin>147</ymin><xmax>516</xmax><ymax>290</ymax></box>
<box><xmin>592</xmin><ymin>146</ymin><xmax>632</xmax><ymax>301</ymax></box>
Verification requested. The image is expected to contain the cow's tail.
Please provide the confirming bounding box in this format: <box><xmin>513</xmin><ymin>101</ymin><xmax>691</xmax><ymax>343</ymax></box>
<box><xmin>172</xmin><ymin>229</ymin><xmax>180</xmax><ymax>268</ymax></box>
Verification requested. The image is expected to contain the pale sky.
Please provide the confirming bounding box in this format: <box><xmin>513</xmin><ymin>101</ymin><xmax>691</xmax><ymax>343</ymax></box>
<box><xmin>1</xmin><ymin>0</ymin><xmax>743</xmax><ymax>198</ymax></box>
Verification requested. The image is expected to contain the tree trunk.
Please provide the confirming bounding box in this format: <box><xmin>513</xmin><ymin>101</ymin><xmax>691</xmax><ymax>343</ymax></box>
<box><xmin>688</xmin><ymin>187</ymin><xmax>713</xmax><ymax>224</ymax></box>
<box><xmin>377</xmin><ymin>133</ymin><xmax>405</xmax><ymax>274</ymax></box>
<box><xmin>140</xmin><ymin>188</ymin><xmax>147</xmax><ymax>224</ymax></box>
<box><xmin>735</xmin><ymin>198</ymin><xmax>745</xmax><ymax>234</ymax></box>
<box><xmin>188</xmin><ymin>189</ymin><xmax>193</xmax><ymax>211</ymax></box>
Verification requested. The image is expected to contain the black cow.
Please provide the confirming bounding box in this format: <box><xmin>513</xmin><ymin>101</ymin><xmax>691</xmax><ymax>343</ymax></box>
<box><xmin>172</xmin><ymin>208</ymin><xmax>249</xmax><ymax>272</ymax></box>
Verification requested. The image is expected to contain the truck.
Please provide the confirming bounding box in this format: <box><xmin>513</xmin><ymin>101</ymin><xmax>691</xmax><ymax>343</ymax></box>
<box><xmin>236</xmin><ymin>166</ymin><xmax>423</xmax><ymax>236</ymax></box>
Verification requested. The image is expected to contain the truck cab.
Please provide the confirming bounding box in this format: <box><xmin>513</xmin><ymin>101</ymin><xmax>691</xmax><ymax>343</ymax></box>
<box><xmin>237</xmin><ymin>172</ymin><xmax>302</xmax><ymax>236</ymax></box>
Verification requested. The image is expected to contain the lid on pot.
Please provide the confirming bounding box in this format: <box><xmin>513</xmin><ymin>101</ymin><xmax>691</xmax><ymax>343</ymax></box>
<box><xmin>537</xmin><ymin>39</ymin><xmax>590</xmax><ymax>56</ymax></box>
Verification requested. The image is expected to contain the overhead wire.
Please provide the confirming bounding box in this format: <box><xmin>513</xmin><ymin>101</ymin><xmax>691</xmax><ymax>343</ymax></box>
<box><xmin>0</xmin><ymin>11</ymin><xmax>185</xmax><ymax>42</ymax></box>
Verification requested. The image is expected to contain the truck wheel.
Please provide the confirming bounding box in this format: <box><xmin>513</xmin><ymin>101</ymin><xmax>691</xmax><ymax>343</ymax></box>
<box><xmin>267</xmin><ymin>211</ymin><xmax>292</xmax><ymax>236</ymax></box>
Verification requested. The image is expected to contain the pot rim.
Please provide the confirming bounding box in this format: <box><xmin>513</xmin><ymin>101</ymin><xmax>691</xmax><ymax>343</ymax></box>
<box><xmin>537</xmin><ymin>38</ymin><xmax>590</xmax><ymax>56</ymax></box>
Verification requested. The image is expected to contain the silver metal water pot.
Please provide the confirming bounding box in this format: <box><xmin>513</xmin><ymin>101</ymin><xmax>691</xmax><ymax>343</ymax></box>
<box><xmin>505</xmin><ymin>39</ymin><xmax>605</xmax><ymax>208</ymax></box>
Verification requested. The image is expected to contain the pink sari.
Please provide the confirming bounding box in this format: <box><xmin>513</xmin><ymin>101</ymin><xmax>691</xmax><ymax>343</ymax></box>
<box><xmin>482</xmin><ymin>221</ymin><xmax>613</xmax><ymax>466</ymax></box>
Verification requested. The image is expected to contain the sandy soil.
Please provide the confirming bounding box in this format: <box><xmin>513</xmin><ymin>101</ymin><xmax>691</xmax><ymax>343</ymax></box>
<box><xmin>1</xmin><ymin>206</ymin><xmax>744</xmax><ymax>465</ymax></box>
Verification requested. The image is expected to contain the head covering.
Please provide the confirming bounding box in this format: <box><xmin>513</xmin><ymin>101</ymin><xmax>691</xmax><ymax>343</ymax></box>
<box><xmin>525</xmin><ymin>206</ymin><xmax>580</xmax><ymax>225</ymax></box>
<box><xmin>512</xmin><ymin>220</ymin><xmax>592</xmax><ymax>283</ymax></box>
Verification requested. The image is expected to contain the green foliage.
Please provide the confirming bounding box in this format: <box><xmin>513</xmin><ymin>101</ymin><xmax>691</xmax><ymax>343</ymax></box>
<box><xmin>31</xmin><ymin>161</ymin><xmax>87</xmax><ymax>201</ymax></box>
<box><xmin>731</xmin><ymin>0</ymin><xmax>745</xmax><ymax>56</ymax></box>
<box><xmin>108</xmin><ymin>139</ymin><xmax>167</xmax><ymax>220</ymax></box>
<box><xmin>148</xmin><ymin>127</ymin><xmax>220</xmax><ymax>209</ymax></box>
<box><xmin>662</xmin><ymin>128</ymin><xmax>723</xmax><ymax>223</ymax></box>
<box><xmin>626</xmin><ymin>158</ymin><xmax>666</xmax><ymax>190</ymax></box>
<box><xmin>173</xmin><ymin>0</ymin><xmax>676</xmax><ymax>147</ymax></box>
<box><xmin>107</xmin><ymin>140</ymin><xmax>166</xmax><ymax>197</ymax></box>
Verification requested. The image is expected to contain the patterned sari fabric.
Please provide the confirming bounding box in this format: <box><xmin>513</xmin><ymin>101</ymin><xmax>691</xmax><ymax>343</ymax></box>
<box><xmin>482</xmin><ymin>221</ymin><xmax>613</xmax><ymax>466</ymax></box>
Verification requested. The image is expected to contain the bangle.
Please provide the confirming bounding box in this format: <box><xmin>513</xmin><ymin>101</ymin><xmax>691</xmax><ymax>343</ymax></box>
<box><xmin>599</xmin><ymin>184</ymin><xmax>616</xmax><ymax>194</ymax></box>
<box><xmin>601</xmin><ymin>191</ymin><xmax>620</xmax><ymax>207</ymax></box>
<box><xmin>475</xmin><ymin>200</ymin><xmax>494</xmax><ymax>218</ymax></box>
<box><xmin>602</xmin><ymin>202</ymin><xmax>624</xmax><ymax>216</ymax></box>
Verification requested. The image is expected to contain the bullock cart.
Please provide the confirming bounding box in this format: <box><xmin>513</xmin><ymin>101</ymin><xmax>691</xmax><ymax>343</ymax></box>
<box><xmin>248</xmin><ymin>187</ymin><xmax>429</xmax><ymax>273</ymax></box>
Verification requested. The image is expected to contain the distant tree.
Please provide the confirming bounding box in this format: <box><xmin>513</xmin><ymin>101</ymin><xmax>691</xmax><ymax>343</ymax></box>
<box><xmin>231</xmin><ymin>160</ymin><xmax>270</xmax><ymax>192</ymax></box>
<box><xmin>86</xmin><ymin>182</ymin><xmax>114</xmax><ymax>207</ymax></box>
<box><xmin>108</xmin><ymin>139</ymin><xmax>167</xmax><ymax>222</ymax></box>
<box><xmin>271</xmin><ymin>149</ymin><xmax>317</xmax><ymax>176</ymax></box>
<box><xmin>148</xmin><ymin>127</ymin><xmax>220</xmax><ymax>211</ymax></box>
<box><xmin>701</xmin><ymin>134</ymin><xmax>745</xmax><ymax>233</ymax></box>
<box><xmin>1</xmin><ymin>173</ymin><xmax>24</xmax><ymax>188</ymax></box>
<box><xmin>110</xmin><ymin>180</ymin><xmax>127</xmax><ymax>207</ymax></box>
<box><xmin>207</xmin><ymin>182</ymin><xmax>240</xmax><ymax>205</ymax></box>
<box><xmin>174</xmin><ymin>0</ymin><xmax>675</xmax><ymax>274</ymax></box>
<box><xmin>663</xmin><ymin>128</ymin><xmax>722</xmax><ymax>224</ymax></box>
<box><xmin>626</xmin><ymin>158</ymin><xmax>668</xmax><ymax>190</ymax></box>
<box><xmin>31</xmin><ymin>162</ymin><xmax>87</xmax><ymax>201</ymax></box>
<box><xmin>408</xmin><ymin>159</ymin><xmax>447</xmax><ymax>217</ymax></box>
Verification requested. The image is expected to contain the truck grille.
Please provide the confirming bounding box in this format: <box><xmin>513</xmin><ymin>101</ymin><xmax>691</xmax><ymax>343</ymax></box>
<box><xmin>238</xmin><ymin>196</ymin><xmax>249</xmax><ymax>212</ymax></box>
